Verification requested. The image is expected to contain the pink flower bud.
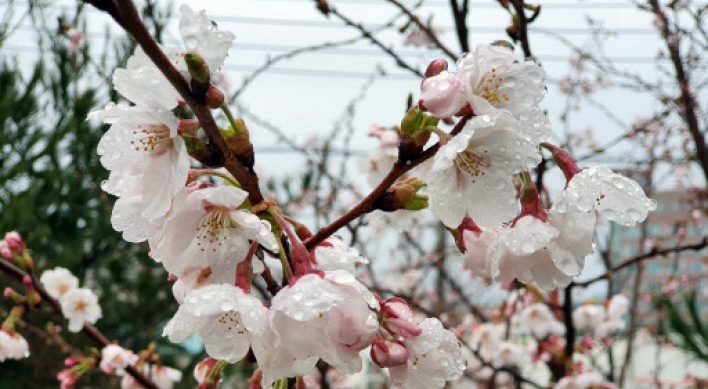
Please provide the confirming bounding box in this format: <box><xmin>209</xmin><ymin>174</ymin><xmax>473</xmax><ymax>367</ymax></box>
<box><xmin>418</xmin><ymin>72</ymin><xmax>469</xmax><ymax>119</ymax></box>
<box><xmin>249</xmin><ymin>369</ymin><xmax>264</xmax><ymax>389</ymax></box>
<box><xmin>380</xmin><ymin>298</ymin><xmax>422</xmax><ymax>338</ymax></box>
<box><xmin>424</xmin><ymin>58</ymin><xmax>448</xmax><ymax>78</ymax></box>
<box><xmin>5</xmin><ymin>232</ymin><xmax>23</xmax><ymax>248</ymax></box>
<box><xmin>64</xmin><ymin>357</ymin><xmax>81</xmax><ymax>367</ymax></box>
<box><xmin>194</xmin><ymin>357</ymin><xmax>218</xmax><ymax>384</ymax></box>
<box><xmin>0</xmin><ymin>241</ymin><xmax>12</xmax><ymax>260</ymax></box>
<box><xmin>371</xmin><ymin>336</ymin><xmax>409</xmax><ymax>367</ymax></box>
<box><xmin>22</xmin><ymin>275</ymin><xmax>33</xmax><ymax>287</ymax></box>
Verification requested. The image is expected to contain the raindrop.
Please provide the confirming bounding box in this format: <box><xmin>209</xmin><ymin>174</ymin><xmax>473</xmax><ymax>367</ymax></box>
<box><xmin>503</xmin><ymin>76</ymin><xmax>517</xmax><ymax>87</ymax></box>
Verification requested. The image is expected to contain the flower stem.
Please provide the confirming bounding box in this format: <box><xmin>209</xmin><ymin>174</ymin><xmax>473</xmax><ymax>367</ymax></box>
<box><xmin>189</xmin><ymin>169</ymin><xmax>241</xmax><ymax>188</ymax></box>
<box><xmin>220</xmin><ymin>103</ymin><xmax>239</xmax><ymax>133</ymax></box>
<box><xmin>276</xmin><ymin>237</ymin><xmax>294</xmax><ymax>282</ymax></box>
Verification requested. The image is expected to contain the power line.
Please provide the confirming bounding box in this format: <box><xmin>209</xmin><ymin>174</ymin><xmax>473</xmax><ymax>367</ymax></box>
<box><xmin>256</xmin><ymin>0</ymin><xmax>639</xmax><ymax>9</ymax></box>
<box><xmin>13</xmin><ymin>2</ymin><xmax>661</xmax><ymax>36</ymax></box>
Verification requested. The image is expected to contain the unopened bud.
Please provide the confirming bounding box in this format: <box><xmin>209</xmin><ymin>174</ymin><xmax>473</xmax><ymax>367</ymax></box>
<box><xmin>185</xmin><ymin>52</ymin><xmax>210</xmax><ymax>85</ymax></box>
<box><xmin>371</xmin><ymin>336</ymin><xmax>409</xmax><ymax>367</ymax></box>
<box><xmin>0</xmin><ymin>241</ymin><xmax>12</xmax><ymax>260</ymax></box>
<box><xmin>424</xmin><ymin>58</ymin><xmax>448</xmax><ymax>78</ymax></box>
<box><xmin>185</xmin><ymin>52</ymin><xmax>211</xmax><ymax>98</ymax></box>
<box><xmin>373</xmin><ymin>178</ymin><xmax>428</xmax><ymax>212</ymax></box>
<box><xmin>223</xmin><ymin>119</ymin><xmax>255</xmax><ymax>169</ymax></box>
<box><xmin>380</xmin><ymin>298</ymin><xmax>422</xmax><ymax>338</ymax></box>
<box><xmin>542</xmin><ymin>142</ymin><xmax>582</xmax><ymax>182</ymax></box>
<box><xmin>206</xmin><ymin>85</ymin><xmax>225</xmax><ymax>109</ymax></box>
<box><xmin>399</xmin><ymin>107</ymin><xmax>438</xmax><ymax>161</ymax></box>
<box><xmin>249</xmin><ymin>369</ymin><xmax>264</xmax><ymax>389</ymax></box>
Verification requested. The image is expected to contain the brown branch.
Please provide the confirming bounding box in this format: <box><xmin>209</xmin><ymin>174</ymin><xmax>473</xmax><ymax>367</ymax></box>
<box><xmin>0</xmin><ymin>258</ymin><xmax>159</xmax><ymax>389</ymax></box>
<box><xmin>303</xmin><ymin>116</ymin><xmax>471</xmax><ymax>250</ymax></box>
<box><xmin>385</xmin><ymin>0</ymin><xmax>458</xmax><ymax>60</ymax></box>
<box><xmin>571</xmin><ymin>237</ymin><xmax>708</xmax><ymax>288</ymax></box>
<box><xmin>313</xmin><ymin>3</ymin><xmax>424</xmax><ymax>78</ymax></box>
<box><xmin>101</xmin><ymin>0</ymin><xmax>265</xmax><ymax>205</ymax></box>
<box><xmin>511</xmin><ymin>0</ymin><xmax>534</xmax><ymax>58</ymax></box>
<box><xmin>648</xmin><ymin>0</ymin><xmax>708</xmax><ymax>184</ymax></box>
<box><xmin>448</xmin><ymin>0</ymin><xmax>470</xmax><ymax>54</ymax></box>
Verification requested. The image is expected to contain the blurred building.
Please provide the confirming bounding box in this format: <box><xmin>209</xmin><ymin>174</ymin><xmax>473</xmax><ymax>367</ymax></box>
<box><xmin>608</xmin><ymin>188</ymin><xmax>708</xmax><ymax>325</ymax></box>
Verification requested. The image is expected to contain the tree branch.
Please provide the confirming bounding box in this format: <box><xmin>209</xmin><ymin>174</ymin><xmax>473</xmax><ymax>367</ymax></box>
<box><xmin>571</xmin><ymin>237</ymin><xmax>708</xmax><ymax>288</ymax></box>
<box><xmin>0</xmin><ymin>258</ymin><xmax>159</xmax><ymax>389</ymax></box>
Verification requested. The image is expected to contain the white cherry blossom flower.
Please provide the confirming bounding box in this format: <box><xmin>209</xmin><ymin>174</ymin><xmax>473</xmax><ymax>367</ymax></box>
<box><xmin>40</xmin><ymin>267</ymin><xmax>79</xmax><ymax>300</ymax></box>
<box><xmin>462</xmin><ymin>228</ymin><xmax>500</xmax><ymax>278</ymax></box>
<box><xmin>419</xmin><ymin>43</ymin><xmax>551</xmax><ymax>143</ymax></box>
<box><xmin>389</xmin><ymin>318</ymin><xmax>466</xmax><ymax>389</ymax></box>
<box><xmin>554</xmin><ymin>372</ymin><xmax>607</xmax><ymax>389</ymax></box>
<box><xmin>91</xmin><ymin>102</ymin><xmax>190</xmax><ymax>240</ymax></box>
<box><xmin>151</xmin><ymin>186</ymin><xmax>277</xmax><ymax>279</ymax></box>
<box><xmin>470</xmin><ymin>323</ymin><xmax>505</xmax><ymax>360</ymax></box>
<box><xmin>553</xmin><ymin>165</ymin><xmax>657</xmax><ymax>227</ymax></box>
<box><xmin>423</xmin><ymin>111</ymin><xmax>541</xmax><ymax>228</ymax></box>
<box><xmin>490</xmin><ymin>341</ymin><xmax>524</xmax><ymax>368</ymax></box>
<box><xmin>163</xmin><ymin>284</ymin><xmax>267</xmax><ymax>363</ymax></box>
<box><xmin>0</xmin><ymin>331</ymin><xmax>29</xmax><ymax>361</ymax></box>
<box><xmin>359</xmin><ymin>128</ymin><xmax>400</xmax><ymax>188</ymax></box>
<box><xmin>519</xmin><ymin>303</ymin><xmax>564</xmax><ymax>339</ymax></box>
<box><xmin>113</xmin><ymin>5</ymin><xmax>235</xmax><ymax>109</ymax></box>
<box><xmin>607</xmin><ymin>294</ymin><xmax>629</xmax><ymax>320</ymax></box>
<box><xmin>121</xmin><ymin>364</ymin><xmax>182</xmax><ymax>389</ymax></box>
<box><xmin>313</xmin><ymin>236</ymin><xmax>368</xmax><ymax>274</ymax></box>
<box><xmin>595</xmin><ymin>295</ymin><xmax>629</xmax><ymax>338</ymax></box>
<box><xmin>490</xmin><ymin>210</ymin><xmax>595</xmax><ymax>290</ymax></box>
<box><xmin>253</xmin><ymin>271</ymin><xmax>378</xmax><ymax>387</ymax></box>
<box><xmin>60</xmin><ymin>288</ymin><xmax>102</xmax><ymax>332</ymax></box>
<box><xmin>573</xmin><ymin>305</ymin><xmax>607</xmax><ymax>333</ymax></box>
<box><xmin>100</xmin><ymin>344</ymin><xmax>138</xmax><ymax>374</ymax></box>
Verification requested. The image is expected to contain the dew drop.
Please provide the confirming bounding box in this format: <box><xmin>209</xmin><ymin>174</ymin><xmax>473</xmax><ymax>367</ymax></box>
<box><xmin>183</xmin><ymin>36</ymin><xmax>199</xmax><ymax>49</ymax></box>
<box><xmin>503</xmin><ymin>76</ymin><xmax>517</xmax><ymax>87</ymax></box>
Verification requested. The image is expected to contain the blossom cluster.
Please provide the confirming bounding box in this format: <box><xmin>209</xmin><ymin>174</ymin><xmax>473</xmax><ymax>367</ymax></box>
<box><xmin>40</xmin><ymin>267</ymin><xmax>102</xmax><ymax>332</ymax></box>
<box><xmin>411</xmin><ymin>43</ymin><xmax>656</xmax><ymax>290</ymax></box>
<box><xmin>84</xmin><ymin>6</ymin><xmax>467</xmax><ymax>389</ymax></box>
<box><xmin>0</xmin><ymin>1</ymin><xmax>667</xmax><ymax>388</ymax></box>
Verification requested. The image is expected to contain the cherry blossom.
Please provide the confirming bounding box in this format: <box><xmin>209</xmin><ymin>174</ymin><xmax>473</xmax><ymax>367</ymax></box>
<box><xmin>163</xmin><ymin>284</ymin><xmax>267</xmax><ymax>363</ymax></box>
<box><xmin>0</xmin><ymin>330</ymin><xmax>29</xmax><ymax>361</ymax></box>
<box><xmin>40</xmin><ymin>267</ymin><xmax>79</xmax><ymax>300</ymax></box>
<box><xmin>554</xmin><ymin>372</ymin><xmax>608</xmax><ymax>389</ymax></box>
<box><xmin>490</xmin><ymin>210</ymin><xmax>596</xmax><ymax>290</ymax></box>
<box><xmin>113</xmin><ymin>5</ymin><xmax>235</xmax><ymax>109</ymax></box>
<box><xmin>470</xmin><ymin>323</ymin><xmax>505</xmax><ymax>360</ymax></box>
<box><xmin>59</xmin><ymin>288</ymin><xmax>102</xmax><ymax>332</ymax></box>
<box><xmin>573</xmin><ymin>304</ymin><xmax>607</xmax><ymax>333</ymax></box>
<box><xmin>519</xmin><ymin>303</ymin><xmax>565</xmax><ymax>339</ymax></box>
<box><xmin>388</xmin><ymin>318</ymin><xmax>466</xmax><ymax>389</ymax></box>
<box><xmin>253</xmin><ymin>271</ymin><xmax>378</xmax><ymax>387</ymax></box>
<box><xmin>419</xmin><ymin>43</ymin><xmax>551</xmax><ymax>143</ymax></box>
<box><xmin>313</xmin><ymin>236</ymin><xmax>368</xmax><ymax>274</ymax></box>
<box><xmin>151</xmin><ymin>185</ymin><xmax>277</xmax><ymax>280</ymax></box>
<box><xmin>91</xmin><ymin>102</ymin><xmax>190</xmax><ymax>240</ymax></box>
<box><xmin>553</xmin><ymin>165</ymin><xmax>657</xmax><ymax>227</ymax></box>
<box><xmin>120</xmin><ymin>364</ymin><xmax>182</xmax><ymax>389</ymax></box>
<box><xmin>462</xmin><ymin>228</ymin><xmax>500</xmax><ymax>278</ymax></box>
<box><xmin>100</xmin><ymin>344</ymin><xmax>138</xmax><ymax>374</ymax></box>
<box><xmin>422</xmin><ymin>111</ymin><xmax>541</xmax><ymax>228</ymax></box>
